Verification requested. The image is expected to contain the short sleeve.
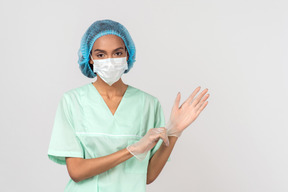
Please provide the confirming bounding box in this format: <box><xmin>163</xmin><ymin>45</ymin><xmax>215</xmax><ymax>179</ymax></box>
<box><xmin>47</xmin><ymin>94</ymin><xmax>84</xmax><ymax>165</ymax></box>
<box><xmin>149</xmin><ymin>98</ymin><xmax>171</xmax><ymax>162</ymax></box>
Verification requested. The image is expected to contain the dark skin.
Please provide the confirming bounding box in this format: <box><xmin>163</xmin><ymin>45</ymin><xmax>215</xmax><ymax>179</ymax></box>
<box><xmin>65</xmin><ymin>35</ymin><xmax>177</xmax><ymax>184</ymax></box>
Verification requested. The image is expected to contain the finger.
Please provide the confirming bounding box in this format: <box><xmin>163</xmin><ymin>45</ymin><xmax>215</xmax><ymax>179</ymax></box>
<box><xmin>159</xmin><ymin>132</ymin><xmax>170</xmax><ymax>147</ymax></box>
<box><xmin>191</xmin><ymin>88</ymin><xmax>208</xmax><ymax>107</ymax></box>
<box><xmin>154</xmin><ymin>127</ymin><xmax>166</xmax><ymax>133</ymax></box>
<box><xmin>196</xmin><ymin>93</ymin><xmax>210</xmax><ymax>110</ymax></box>
<box><xmin>184</xmin><ymin>86</ymin><xmax>201</xmax><ymax>105</ymax></box>
<box><xmin>172</xmin><ymin>92</ymin><xmax>181</xmax><ymax>111</ymax></box>
<box><xmin>154</xmin><ymin>128</ymin><xmax>169</xmax><ymax>146</ymax></box>
<box><xmin>197</xmin><ymin>101</ymin><xmax>208</xmax><ymax>115</ymax></box>
<box><xmin>162</xmin><ymin>128</ymin><xmax>169</xmax><ymax>146</ymax></box>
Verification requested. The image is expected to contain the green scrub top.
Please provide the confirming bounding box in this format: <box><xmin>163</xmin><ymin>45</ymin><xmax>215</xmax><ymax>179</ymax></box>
<box><xmin>47</xmin><ymin>82</ymin><xmax>171</xmax><ymax>192</ymax></box>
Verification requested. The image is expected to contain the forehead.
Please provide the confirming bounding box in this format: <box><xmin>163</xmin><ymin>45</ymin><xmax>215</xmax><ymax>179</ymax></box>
<box><xmin>92</xmin><ymin>34</ymin><xmax>125</xmax><ymax>49</ymax></box>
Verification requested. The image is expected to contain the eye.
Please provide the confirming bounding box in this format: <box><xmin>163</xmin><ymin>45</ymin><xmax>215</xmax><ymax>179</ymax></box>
<box><xmin>115</xmin><ymin>52</ymin><xmax>123</xmax><ymax>56</ymax></box>
<box><xmin>97</xmin><ymin>54</ymin><xmax>104</xmax><ymax>58</ymax></box>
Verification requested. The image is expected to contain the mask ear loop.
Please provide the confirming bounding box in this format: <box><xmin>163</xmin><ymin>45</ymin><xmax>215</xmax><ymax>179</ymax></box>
<box><xmin>89</xmin><ymin>54</ymin><xmax>96</xmax><ymax>74</ymax></box>
<box><xmin>90</xmin><ymin>53</ymin><xmax>94</xmax><ymax>62</ymax></box>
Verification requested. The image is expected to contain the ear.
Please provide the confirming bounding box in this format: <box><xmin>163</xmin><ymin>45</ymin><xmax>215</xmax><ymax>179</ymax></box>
<box><xmin>126</xmin><ymin>50</ymin><xmax>129</xmax><ymax>61</ymax></box>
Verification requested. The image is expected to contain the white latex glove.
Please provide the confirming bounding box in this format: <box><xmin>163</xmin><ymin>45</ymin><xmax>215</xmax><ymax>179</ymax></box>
<box><xmin>126</xmin><ymin>127</ymin><xmax>169</xmax><ymax>161</ymax></box>
<box><xmin>166</xmin><ymin>87</ymin><xmax>210</xmax><ymax>137</ymax></box>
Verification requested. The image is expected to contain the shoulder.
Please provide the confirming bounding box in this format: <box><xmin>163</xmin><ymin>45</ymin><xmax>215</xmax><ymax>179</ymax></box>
<box><xmin>128</xmin><ymin>85</ymin><xmax>161</xmax><ymax>105</ymax></box>
<box><xmin>61</xmin><ymin>83</ymin><xmax>91</xmax><ymax>103</ymax></box>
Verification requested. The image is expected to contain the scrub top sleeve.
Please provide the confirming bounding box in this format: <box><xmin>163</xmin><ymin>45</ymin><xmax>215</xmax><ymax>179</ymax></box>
<box><xmin>149</xmin><ymin>98</ymin><xmax>171</xmax><ymax>162</ymax></box>
<box><xmin>47</xmin><ymin>94</ymin><xmax>84</xmax><ymax>165</ymax></box>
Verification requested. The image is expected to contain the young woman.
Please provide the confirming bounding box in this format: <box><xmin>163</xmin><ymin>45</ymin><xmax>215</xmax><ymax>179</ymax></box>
<box><xmin>47</xmin><ymin>19</ymin><xmax>209</xmax><ymax>192</ymax></box>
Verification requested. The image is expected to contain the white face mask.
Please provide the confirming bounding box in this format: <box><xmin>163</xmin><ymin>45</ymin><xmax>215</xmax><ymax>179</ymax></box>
<box><xmin>90</xmin><ymin>54</ymin><xmax>128</xmax><ymax>86</ymax></box>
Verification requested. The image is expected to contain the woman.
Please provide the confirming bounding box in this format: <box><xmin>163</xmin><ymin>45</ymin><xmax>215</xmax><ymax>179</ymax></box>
<box><xmin>47</xmin><ymin>19</ymin><xmax>209</xmax><ymax>192</ymax></box>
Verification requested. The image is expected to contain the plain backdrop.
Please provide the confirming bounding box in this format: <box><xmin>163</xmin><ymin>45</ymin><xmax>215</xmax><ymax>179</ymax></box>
<box><xmin>0</xmin><ymin>0</ymin><xmax>287</xmax><ymax>191</ymax></box>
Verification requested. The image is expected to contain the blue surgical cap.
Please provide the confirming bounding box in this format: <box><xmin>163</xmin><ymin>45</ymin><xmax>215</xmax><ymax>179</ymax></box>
<box><xmin>77</xmin><ymin>19</ymin><xmax>136</xmax><ymax>78</ymax></box>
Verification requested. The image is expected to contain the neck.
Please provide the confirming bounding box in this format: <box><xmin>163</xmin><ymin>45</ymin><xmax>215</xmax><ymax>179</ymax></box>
<box><xmin>92</xmin><ymin>77</ymin><xmax>127</xmax><ymax>98</ymax></box>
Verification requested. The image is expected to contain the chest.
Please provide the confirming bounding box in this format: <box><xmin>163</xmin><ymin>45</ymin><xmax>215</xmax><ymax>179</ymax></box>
<box><xmin>72</xmin><ymin>93</ymin><xmax>159</xmax><ymax>161</ymax></box>
<box><xmin>74</xmin><ymin>91</ymin><xmax>157</xmax><ymax>138</ymax></box>
<box><xmin>102</xmin><ymin>96</ymin><xmax>122</xmax><ymax>116</ymax></box>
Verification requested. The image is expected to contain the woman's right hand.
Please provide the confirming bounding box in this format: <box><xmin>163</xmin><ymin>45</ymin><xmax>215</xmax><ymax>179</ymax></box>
<box><xmin>126</xmin><ymin>127</ymin><xmax>169</xmax><ymax>161</ymax></box>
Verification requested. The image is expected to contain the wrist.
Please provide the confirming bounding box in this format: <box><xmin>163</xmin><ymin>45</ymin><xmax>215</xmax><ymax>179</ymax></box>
<box><xmin>168</xmin><ymin>136</ymin><xmax>178</xmax><ymax>142</ymax></box>
<box><xmin>168</xmin><ymin>135</ymin><xmax>178</xmax><ymax>139</ymax></box>
<box><xmin>167</xmin><ymin>131</ymin><xmax>182</xmax><ymax>138</ymax></box>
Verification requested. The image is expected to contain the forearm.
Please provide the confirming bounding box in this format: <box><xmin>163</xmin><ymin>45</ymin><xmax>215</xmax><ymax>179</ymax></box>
<box><xmin>147</xmin><ymin>136</ymin><xmax>178</xmax><ymax>184</ymax></box>
<box><xmin>66</xmin><ymin>148</ymin><xmax>133</xmax><ymax>182</ymax></box>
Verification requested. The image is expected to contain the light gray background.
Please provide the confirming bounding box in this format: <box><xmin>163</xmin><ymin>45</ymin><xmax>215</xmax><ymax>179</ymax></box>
<box><xmin>0</xmin><ymin>0</ymin><xmax>287</xmax><ymax>191</ymax></box>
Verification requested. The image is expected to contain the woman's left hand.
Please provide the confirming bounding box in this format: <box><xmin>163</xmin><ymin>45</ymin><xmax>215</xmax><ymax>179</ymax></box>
<box><xmin>166</xmin><ymin>87</ymin><xmax>210</xmax><ymax>137</ymax></box>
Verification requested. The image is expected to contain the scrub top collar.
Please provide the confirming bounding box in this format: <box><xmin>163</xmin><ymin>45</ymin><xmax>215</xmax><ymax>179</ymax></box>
<box><xmin>89</xmin><ymin>82</ymin><xmax>130</xmax><ymax>118</ymax></box>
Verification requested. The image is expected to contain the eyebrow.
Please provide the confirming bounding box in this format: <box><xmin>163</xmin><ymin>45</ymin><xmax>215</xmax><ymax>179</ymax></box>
<box><xmin>93</xmin><ymin>47</ymin><xmax>125</xmax><ymax>53</ymax></box>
